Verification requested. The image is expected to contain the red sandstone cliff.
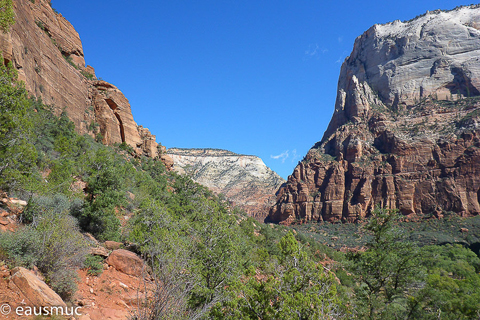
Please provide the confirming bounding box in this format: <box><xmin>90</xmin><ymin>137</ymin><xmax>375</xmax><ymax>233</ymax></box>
<box><xmin>267</xmin><ymin>6</ymin><xmax>480</xmax><ymax>224</ymax></box>
<box><xmin>0</xmin><ymin>0</ymin><xmax>172</xmax><ymax>164</ymax></box>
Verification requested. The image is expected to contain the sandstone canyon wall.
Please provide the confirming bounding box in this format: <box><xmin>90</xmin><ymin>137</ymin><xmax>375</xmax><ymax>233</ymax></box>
<box><xmin>168</xmin><ymin>148</ymin><xmax>285</xmax><ymax>220</ymax></box>
<box><xmin>0</xmin><ymin>0</ymin><xmax>169</xmax><ymax>161</ymax></box>
<box><xmin>268</xmin><ymin>6</ymin><xmax>480</xmax><ymax>224</ymax></box>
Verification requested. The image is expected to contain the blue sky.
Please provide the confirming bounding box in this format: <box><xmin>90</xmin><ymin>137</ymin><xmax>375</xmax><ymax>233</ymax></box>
<box><xmin>53</xmin><ymin>0</ymin><xmax>475</xmax><ymax>179</ymax></box>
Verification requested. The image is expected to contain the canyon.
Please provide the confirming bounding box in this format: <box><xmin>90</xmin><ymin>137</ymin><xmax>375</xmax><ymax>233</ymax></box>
<box><xmin>1</xmin><ymin>2</ymin><xmax>480</xmax><ymax>319</ymax></box>
<box><xmin>0</xmin><ymin>0</ymin><xmax>284</xmax><ymax>218</ymax></box>
<box><xmin>3</xmin><ymin>1</ymin><xmax>480</xmax><ymax>226</ymax></box>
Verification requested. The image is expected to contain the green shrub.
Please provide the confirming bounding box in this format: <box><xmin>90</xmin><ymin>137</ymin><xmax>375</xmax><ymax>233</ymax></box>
<box><xmin>36</xmin><ymin>211</ymin><xmax>88</xmax><ymax>299</ymax></box>
<box><xmin>0</xmin><ymin>0</ymin><xmax>14</xmax><ymax>33</ymax></box>
<box><xmin>0</xmin><ymin>227</ymin><xmax>41</xmax><ymax>268</ymax></box>
<box><xmin>35</xmin><ymin>19</ymin><xmax>45</xmax><ymax>31</ymax></box>
<box><xmin>74</xmin><ymin>149</ymin><xmax>127</xmax><ymax>241</ymax></box>
<box><xmin>213</xmin><ymin>231</ymin><xmax>347</xmax><ymax>319</ymax></box>
<box><xmin>347</xmin><ymin>207</ymin><xmax>423</xmax><ymax>319</ymax></box>
<box><xmin>63</xmin><ymin>55</ymin><xmax>78</xmax><ymax>69</ymax></box>
<box><xmin>84</xmin><ymin>255</ymin><xmax>104</xmax><ymax>276</ymax></box>
<box><xmin>0</xmin><ymin>199</ymin><xmax>88</xmax><ymax>300</ymax></box>
<box><xmin>95</xmin><ymin>132</ymin><xmax>103</xmax><ymax>142</ymax></box>
<box><xmin>0</xmin><ymin>61</ymin><xmax>37</xmax><ymax>191</ymax></box>
<box><xmin>118</xmin><ymin>141</ymin><xmax>134</xmax><ymax>154</ymax></box>
<box><xmin>335</xmin><ymin>268</ymin><xmax>355</xmax><ymax>287</ymax></box>
<box><xmin>80</xmin><ymin>70</ymin><xmax>95</xmax><ymax>80</ymax></box>
<box><xmin>22</xmin><ymin>194</ymin><xmax>82</xmax><ymax>224</ymax></box>
<box><xmin>405</xmin><ymin>244</ymin><xmax>480</xmax><ymax>318</ymax></box>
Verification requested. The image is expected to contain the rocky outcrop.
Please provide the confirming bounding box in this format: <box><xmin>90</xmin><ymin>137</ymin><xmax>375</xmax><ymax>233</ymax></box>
<box><xmin>104</xmin><ymin>241</ymin><xmax>123</xmax><ymax>251</ymax></box>
<box><xmin>90</xmin><ymin>246</ymin><xmax>110</xmax><ymax>258</ymax></box>
<box><xmin>0</xmin><ymin>194</ymin><xmax>26</xmax><ymax>232</ymax></box>
<box><xmin>0</xmin><ymin>261</ymin><xmax>152</xmax><ymax>320</ymax></box>
<box><xmin>324</xmin><ymin>5</ymin><xmax>480</xmax><ymax>139</ymax></box>
<box><xmin>106</xmin><ymin>249</ymin><xmax>144</xmax><ymax>277</ymax></box>
<box><xmin>9</xmin><ymin>267</ymin><xmax>66</xmax><ymax>307</ymax></box>
<box><xmin>91</xmin><ymin>80</ymin><xmax>159</xmax><ymax>157</ymax></box>
<box><xmin>168</xmin><ymin>148</ymin><xmax>285</xmax><ymax>220</ymax></box>
<box><xmin>268</xmin><ymin>6</ymin><xmax>480</xmax><ymax>224</ymax></box>
<box><xmin>0</xmin><ymin>0</ymin><xmax>163</xmax><ymax>159</ymax></box>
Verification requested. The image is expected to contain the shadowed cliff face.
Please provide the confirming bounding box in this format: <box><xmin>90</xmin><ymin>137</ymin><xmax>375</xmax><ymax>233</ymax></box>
<box><xmin>268</xmin><ymin>6</ymin><xmax>480</xmax><ymax>224</ymax></box>
<box><xmin>168</xmin><ymin>148</ymin><xmax>285</xmax><ymax>220</ymax></box>
<box><xmin>0</xmin><ymin>0</ymin><xmax>168</xmax><ymax>161</ymax></box>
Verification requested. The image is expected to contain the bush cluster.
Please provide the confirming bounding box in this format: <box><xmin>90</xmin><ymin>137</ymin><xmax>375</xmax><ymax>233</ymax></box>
<box><xmin>0</xmin><ymin>195</ymin><xmax>88</xmax><ymax>299</ymax></box>
<box><xmin>84</xmin><ymin>255</ymin><xmax>104</xmax><ymax>276</ymax></box>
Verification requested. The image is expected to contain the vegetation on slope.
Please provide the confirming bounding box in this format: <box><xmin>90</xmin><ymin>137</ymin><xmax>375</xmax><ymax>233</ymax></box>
<box><xmin>0</xmin><ymin>62</ymin><xmax>346</xmax><ymax>317</ymax></box>
<box><xmin>0</xmin><ymin>25</ymin><xmax>479</xmax><ymax>318</ymax></box>
<box><xmin>0</xmin><ymin>0</ymin><xmax>14</xmax><ymax>33</ymax></box>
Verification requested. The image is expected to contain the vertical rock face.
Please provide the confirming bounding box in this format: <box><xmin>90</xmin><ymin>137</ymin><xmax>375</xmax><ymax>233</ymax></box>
<box><xmin>168</xmin><ymin>148</ymin><xmax>285</xmax><ymax>220</ymax></box>
<box><xmin>0</xmin><ymin>0</ymin><xmax>162</xmax><ymax>159</ymax></box>
<box><xmin>325</xmin><ymin>6</ymin><xmax>480</xmax><ymax>139</ymax></box>
<box><xmin>267</xmin><ymin>5</ymin><xmax>480</xmax><ymax>224</ymax></box>
<box><xmin>3</xmin><ymin>0</ymin><xmax>89</xmax><ymax>130</ymax></box>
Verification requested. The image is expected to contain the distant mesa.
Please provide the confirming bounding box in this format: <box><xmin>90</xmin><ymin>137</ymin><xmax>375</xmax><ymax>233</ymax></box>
<box><xmin>168</xmin><ymin>148</ymin><xmax>285</xmax><ymax>220</ymax></box>
<box><xmin>168</xmin><ymin>148</ymin><xmax>246</xmax><ymax>157</ymax></box>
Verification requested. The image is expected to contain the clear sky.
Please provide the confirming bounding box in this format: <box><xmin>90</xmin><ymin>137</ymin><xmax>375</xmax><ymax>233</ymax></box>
<box><xmin>52</xmin><ymin>0</ymin><xmax>475</xmax><ymax>179</ymax></box>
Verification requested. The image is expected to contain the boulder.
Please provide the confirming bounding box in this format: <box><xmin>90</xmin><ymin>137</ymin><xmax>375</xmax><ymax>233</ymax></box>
<box><xmin>106</xmin><ymin>249</ymin><xmax>144</xmax><ymax>276</ymax></box>
<box><xmin>160</xmin><ymin>153</ymin><xmax>174</xmax><ymax>170</ymax></box>
<box><xmin>90</xmin><ymin>246</ymin><xmax>109</xmax><ymax>257</ymax></box>
<box><xmin>9</xmin><ymin>267</ymin><xmax>66</xmax><ymax>307</ymax></box>
<box><xmin>9</xmin><ymin>199</ymin><xmax>27</xmax><ymax>206</ymax></box>
<box><xmin>104</xmin><ymin>241</ymin><xmax>123</xmax><ymax>250</ymax></box>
